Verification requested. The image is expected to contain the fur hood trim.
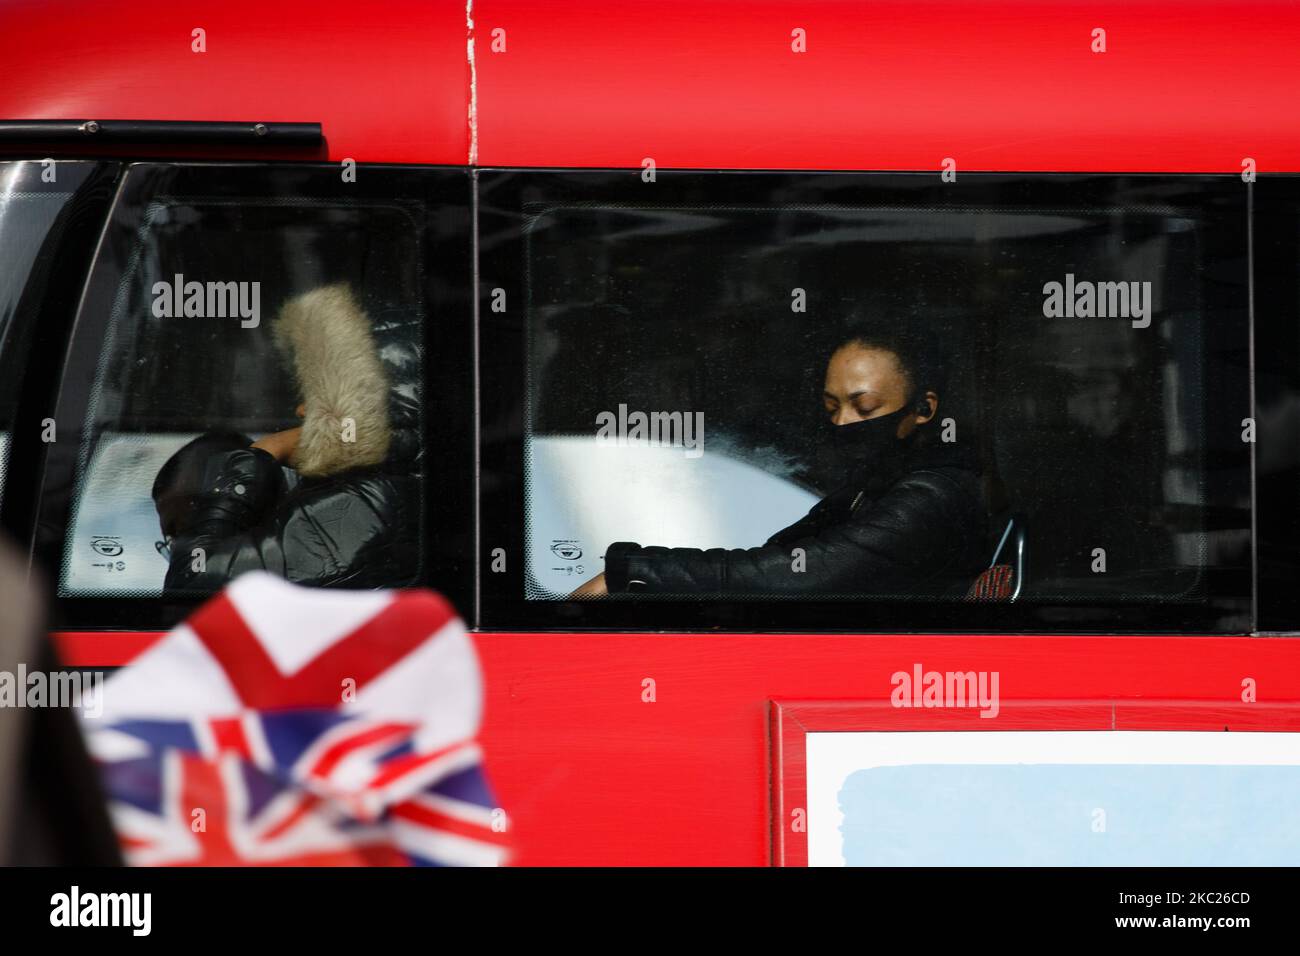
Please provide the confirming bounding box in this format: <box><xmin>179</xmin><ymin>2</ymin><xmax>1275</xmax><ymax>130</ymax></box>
<box><xmin>274</xmin><ymin>284</ymin><xmax>392</xmax><ymax>477</ymax></box>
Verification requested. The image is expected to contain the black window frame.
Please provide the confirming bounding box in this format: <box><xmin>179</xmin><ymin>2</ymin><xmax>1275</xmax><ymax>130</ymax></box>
<box><xmin>1253</xmin><ymin>175</ymin><xmax>1300</xmax><ymax>633</ymax></box>
<box><xmin>14</xmin><ymin>163</ymin><xmax>1298</xmax><ymax>636</ymax></box>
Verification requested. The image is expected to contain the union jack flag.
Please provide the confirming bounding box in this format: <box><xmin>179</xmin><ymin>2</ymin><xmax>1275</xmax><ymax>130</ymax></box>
<box><xmin>81</xmin><ymin>572</ymin><xmax>509</xmax><ymax>866</ymax></box>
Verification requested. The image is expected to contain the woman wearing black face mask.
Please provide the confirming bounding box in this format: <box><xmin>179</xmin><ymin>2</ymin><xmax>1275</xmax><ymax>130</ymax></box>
<box><xmin>570</xmin><ymin>326</ymin><xmax>989</xmax><ymax>599</ymax></box>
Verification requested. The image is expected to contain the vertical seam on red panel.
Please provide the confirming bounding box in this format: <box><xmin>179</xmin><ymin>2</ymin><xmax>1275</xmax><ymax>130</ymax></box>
<box><xmin>466</xmin><ymin>0</ymin><xmax>478</xmax><ymax>165</ymax></box>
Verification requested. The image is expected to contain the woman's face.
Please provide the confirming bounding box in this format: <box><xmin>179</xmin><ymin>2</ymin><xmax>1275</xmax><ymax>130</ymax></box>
<box><xmin>822</xmin><ymin>343</ymin><xmax>936</xmax><ymax>437</ymax></box>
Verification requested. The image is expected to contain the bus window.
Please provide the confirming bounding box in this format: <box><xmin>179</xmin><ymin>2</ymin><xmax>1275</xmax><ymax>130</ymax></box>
<box><xmin>479</xmin><ymin>171</ymin><xmax>1252</xmax><ymax>633</ymax></box>
<box><xmin>41</xmin><ymin>164</ymin><xmax>438</xmax><ymax>603</ymax></box>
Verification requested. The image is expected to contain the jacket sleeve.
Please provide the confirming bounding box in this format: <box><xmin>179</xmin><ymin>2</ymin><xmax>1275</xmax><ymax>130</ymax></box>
<box><xmin>603</xmin><ymin>472</ymin><xmax>971</xmax><ymax>596</ymax></box>
<box><xmin>163</xmin><ymin>447</ymin><xmax>286</xmax><ymax>591</ymax></box>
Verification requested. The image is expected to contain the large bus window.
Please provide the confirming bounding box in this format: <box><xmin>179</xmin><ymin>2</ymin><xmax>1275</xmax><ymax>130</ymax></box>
<box><xmin>479</xmin><ymin>172</ymin><xmax>1252</xmax><ymax>633</ymax></box>
<box><xmin>38</xmin><ymin>164</ymin><xmax>451</xmax><ymax>609</ymax></box>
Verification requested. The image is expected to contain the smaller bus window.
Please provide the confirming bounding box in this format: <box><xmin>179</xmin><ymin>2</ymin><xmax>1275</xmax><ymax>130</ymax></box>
<box><xmin>49</xmin><ymin>166</ymin><xmax>428</xmax><ymax>599</ymax></box>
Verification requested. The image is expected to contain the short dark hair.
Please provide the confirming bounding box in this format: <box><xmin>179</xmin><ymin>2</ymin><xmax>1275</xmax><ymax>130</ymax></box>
<box><xmin>152</xmin><ymin>428</ymin><xmax>252</xmax><ymax>537</ymax></box>
<box><xmin>830</xmin><ymin>322</ymin><xmax>948</xmax><ymax>399</ymax></box>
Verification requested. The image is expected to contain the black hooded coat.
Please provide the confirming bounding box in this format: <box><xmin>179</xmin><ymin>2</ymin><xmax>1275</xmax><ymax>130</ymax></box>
<box><xmin>164</xmin><ymin>287</ymin><xmax>422</xmax><ymax>591</ymax></box>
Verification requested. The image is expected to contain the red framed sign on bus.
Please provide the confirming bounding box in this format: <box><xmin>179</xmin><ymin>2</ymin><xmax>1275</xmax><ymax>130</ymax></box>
<box><xmin>772</xmin><ymin>698</ymin><xmax>1300</xmax><ymax>867</ymax></box>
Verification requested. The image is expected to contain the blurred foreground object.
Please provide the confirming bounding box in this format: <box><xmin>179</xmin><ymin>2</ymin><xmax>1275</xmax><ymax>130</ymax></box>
<box><xmin>81</xmin><ymin>572</ymin><xmax>508</xmax><ymax>866</ymax></box>
<box><xmin>0</xmin><ymin>536</ymin><xmax>120</xmax><ymax>865</ymax></box>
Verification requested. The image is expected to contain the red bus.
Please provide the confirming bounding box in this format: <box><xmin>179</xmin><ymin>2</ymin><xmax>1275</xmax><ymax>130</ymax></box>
<box><xmin>2</xmin><ymin>0</ymin><xmax>1300</xmax><ymax>867</ymax></box>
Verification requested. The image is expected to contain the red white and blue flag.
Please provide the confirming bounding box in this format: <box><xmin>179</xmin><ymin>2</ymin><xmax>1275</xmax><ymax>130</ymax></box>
<box><xmin>80</xmin><ymin>572</ymin><xmax>509</xmax><ymax>866</ymax></box>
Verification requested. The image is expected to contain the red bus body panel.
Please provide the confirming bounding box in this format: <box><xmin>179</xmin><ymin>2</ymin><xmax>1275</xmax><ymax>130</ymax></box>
<box><xmin>51</xmin><ymin>631</ymin><xmax>1300</xmax><ymax>866</ymax></box>
<box><xmin>3</xmin><ymin>0</ymin><xmax>1300</xmax><ymax>171</ymax></box>
<box><xmin>476</xmin><ymin>0</ymin><xmax>1300</xmax><ymax>173</ymax></box>
<box><xmin>0</xmin><ymin>0</ymin><xmax>470</xmax><ymax>165</ymax></box>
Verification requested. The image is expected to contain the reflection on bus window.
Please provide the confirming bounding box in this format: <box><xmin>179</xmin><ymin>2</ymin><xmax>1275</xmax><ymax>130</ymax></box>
<box><xmin>520</xmin><ymin>202</ymin><xmax>1249</xmax><ymax>604</ymax></box>
<box><xmin>0</xmin><ymin>167</ymin><xmax>79</xmax><ymax>505</ymax></box>
<box><xmin>58</xmin><ymin>194</ymin><xmax>425</xmax><ymax>597</ymax></box>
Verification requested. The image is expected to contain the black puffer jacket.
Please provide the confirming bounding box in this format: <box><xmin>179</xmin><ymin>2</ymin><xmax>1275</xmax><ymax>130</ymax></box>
<box><xmin>603</xmin><ymin>440</ymin><xmax>988</xmax><ymax>597</ymax></box>
<box><xmin>164</xmin><ymin>297</ymin><xmax>422</xmax><ymax>592</ymax></box>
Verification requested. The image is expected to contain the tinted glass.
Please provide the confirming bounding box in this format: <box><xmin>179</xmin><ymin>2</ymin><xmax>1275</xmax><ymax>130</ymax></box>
<box><xmin>44</xmin><ymin>164</ymin><xmax>436</xmax><ymax>602</ymax></box>
<box><xmin>480</xmin><ymin>172</ymin><xmax>1252</xmax><ymax>632</ymax></box>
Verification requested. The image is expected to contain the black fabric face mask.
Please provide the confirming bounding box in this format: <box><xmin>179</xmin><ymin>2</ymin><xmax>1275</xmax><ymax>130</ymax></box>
<box><xmin>827</xmin><ymin>406</ymin><xmax>912</xmax><ymax>478</ymax></box>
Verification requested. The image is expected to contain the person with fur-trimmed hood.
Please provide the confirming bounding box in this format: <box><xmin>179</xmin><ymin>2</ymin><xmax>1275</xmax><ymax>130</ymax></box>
<box><xmin>152</xmin><ymin>284</ymin><xmax>422</xmax><ymax>591</ymax></box>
